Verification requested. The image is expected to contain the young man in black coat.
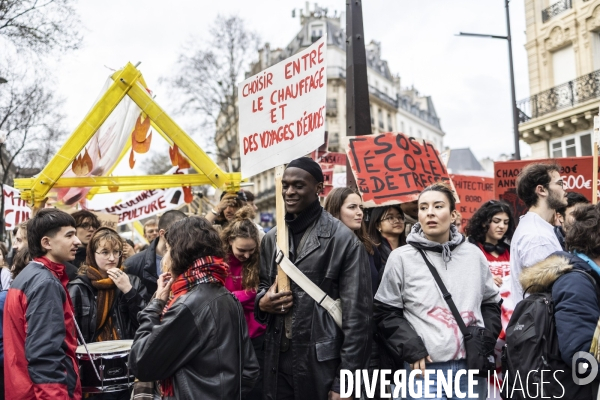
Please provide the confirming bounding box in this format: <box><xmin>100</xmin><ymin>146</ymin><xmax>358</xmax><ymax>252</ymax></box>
<box><xmin>255</xmin><ymin>157</ymin><xmax>372</xmax><ymax>400</ymax></box>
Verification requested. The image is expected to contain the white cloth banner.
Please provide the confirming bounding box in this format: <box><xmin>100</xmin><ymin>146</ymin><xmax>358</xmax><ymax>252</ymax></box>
<box><xmin>238</xmin><ymin>35</ymin><xmax>327</xmax><ymax>178</ymax></box>
<box><xmin>98</xmin><ymin>187</ymin><xmax>186</xmax><ymax>225</ymax></box>
<box><xmin>3</xmin><ymin>185</ymin><xmax>31</xmax><ymax>229</ymax></box>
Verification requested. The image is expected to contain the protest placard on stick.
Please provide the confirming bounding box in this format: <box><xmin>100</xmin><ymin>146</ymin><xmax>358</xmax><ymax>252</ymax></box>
<box><xmin>346</xmin><ymin>132</ymin><xmax>451</xmax><ymax>207</ymax></box>
<box><xmin>238</xmin><ymin>36</ymin><xmax>328</xmax><ymax>292</ymax></box>
<box><xmin>238</xmin><ymin>35</ymin><xmax>327</xmax><ymax>179</ymax></box>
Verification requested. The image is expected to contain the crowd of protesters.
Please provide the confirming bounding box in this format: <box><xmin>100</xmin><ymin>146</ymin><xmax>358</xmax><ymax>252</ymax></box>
<box><xmin>0</xmin><ymin>157</ymin><xmax>598</xmax><ymax>400</ymax></box>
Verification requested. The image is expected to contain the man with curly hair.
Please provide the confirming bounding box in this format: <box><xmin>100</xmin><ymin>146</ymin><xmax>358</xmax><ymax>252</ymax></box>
<box><xmin>509</xmin><ymin>163</ymin><xmax>567</xmax><ymax>304</ymax></box>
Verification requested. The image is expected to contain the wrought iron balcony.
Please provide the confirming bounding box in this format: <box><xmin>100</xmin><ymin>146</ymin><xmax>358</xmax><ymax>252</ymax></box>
<box><xmin>542</xmin><ymin>0</ymin><xmax>571</xmax><ymax>23</ymax></box>
<box><xmin>369</xmin><ymin>85</ymin><xmax>398</xmax><ymax>109</ymax></box>
<box><xmin>517</xmin><ymin>69</ymin><xmax>600</xmax><ymax>123</ymax></box>
<box><xmin>326</xmin><ymin>98</ymin><xmax>338</xmax><ymax>116</ymax></box>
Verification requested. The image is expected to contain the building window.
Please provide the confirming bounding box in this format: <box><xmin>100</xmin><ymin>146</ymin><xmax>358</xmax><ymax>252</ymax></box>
<box><xmin>378</xmin><ymin>109</ymin><xmax>384</xmax><ymax>129</ymax></box>
<box><xmin>593</xmin><ymin>32</ymin><xmax>600</xmax><ymax>71</ymax></box>
<box><xmin>400</xmin><ymin>121</ymin><xmax>405</xmax><ymax>133</ymax></box>
<box><xmin>310</xmin><ymin>23</ymin><xmax>324</xmax><ymax>42</ymax></box>
<box><xmin>387</xmin><ymin>113</ymin><xmax>393</xmax><ymax>131</ymax></box>
<box><xmin>580</xmin><ymin>133</ymin><xmax>592</xmax><ymax>156</ymax></box>
<box><xmin>550</xmin><ymin>132</ymin><xmax>593</xmax><ymax>158</ymax></box>
<box><xmin>552</xmin><ymin>45</ymin><xmax>576</xmax><ymax>86</ymax></box>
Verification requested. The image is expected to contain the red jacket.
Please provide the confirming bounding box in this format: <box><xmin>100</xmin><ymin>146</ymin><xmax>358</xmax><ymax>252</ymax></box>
<box><xmin>4</xmin><ymin>257</ymin><xmax>81</xmax><ymax>399</ymax></box>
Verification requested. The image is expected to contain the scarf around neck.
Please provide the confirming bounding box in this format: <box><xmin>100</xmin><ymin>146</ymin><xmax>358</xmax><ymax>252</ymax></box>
<box><xmin>160</xmin><ymin>256</ymin><xmax>229</xmax><ymax>397</ymax></box>
<box><xmin>86</xmin><ymin>265</ymin><xmax>123</xmax><ymax>340</ymax></box>
<box><xmin>406</xmin><ymin>223</ymin><xmax>465</xmax><ymax>263</ymax></box>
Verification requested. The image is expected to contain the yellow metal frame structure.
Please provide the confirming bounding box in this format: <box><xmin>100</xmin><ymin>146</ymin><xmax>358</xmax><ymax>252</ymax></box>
<box><xmin>14</xmin><ymin>63</ymin><xmax>241</xmax><ymax>206</ymax></box>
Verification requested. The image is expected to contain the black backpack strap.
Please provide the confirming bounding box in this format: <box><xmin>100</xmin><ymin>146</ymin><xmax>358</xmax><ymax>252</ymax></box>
<box><xmin>417</xmin><ymin>248</ymin><xmax>472</xmax><ymax>340</ymax></box>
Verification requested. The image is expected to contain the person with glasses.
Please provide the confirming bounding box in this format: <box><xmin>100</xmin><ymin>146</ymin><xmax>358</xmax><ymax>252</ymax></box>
<box><xmin>68</xmin><ymin>228</ymin><xmax>147</xmax><ymax>399</ymax></box>
<box><xmin>367</xmin><ymin>205</ymin><xmax>407</xmax><ymax>271</ymax></box>
<box><xmin>71</xmin><ymin>210</ymin><xmax>102</xmax><ymax>268</ymax></box>
<box><xmin>509</xmin><ymin>163</ymin><xmax>568</xmax><ymax>306</ymax></box>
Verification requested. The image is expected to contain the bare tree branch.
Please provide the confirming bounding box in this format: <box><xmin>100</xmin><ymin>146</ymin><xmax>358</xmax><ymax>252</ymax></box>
<box><xmin>0</xmin><ymin>67</ymin><xmax>65</xmax><ymax>186</ymax></box>
<box><xmin>0</xmin><ymin>0</ymin><xmax>81</xmax><ymax>55</ymax></box>
<box><xmin>163</xmin><ymin>14</ymin><xmax>259</xmax><ymax>171</ymax></box>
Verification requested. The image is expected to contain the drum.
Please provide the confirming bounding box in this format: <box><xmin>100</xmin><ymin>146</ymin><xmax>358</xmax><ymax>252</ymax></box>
<box><xmin>76</xmin><ymin>340</ymin><xmax>135</xmax><ymax>393</ymax></box>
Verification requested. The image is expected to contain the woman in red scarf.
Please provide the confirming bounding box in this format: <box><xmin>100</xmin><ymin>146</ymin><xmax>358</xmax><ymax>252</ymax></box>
<box><xmin>220</xmin><ymin>206</ymin><xmax>265</xmax><ymax>400</ymax></box>
<box><xmin>68</xmin><ymin>227</ymin><xmax>148</xmax><ymax>399</ymax></box>
<box><xmin>129</xmin><ymin>216</ymin><xmax>259</xmax><ymax>399</ymax></box>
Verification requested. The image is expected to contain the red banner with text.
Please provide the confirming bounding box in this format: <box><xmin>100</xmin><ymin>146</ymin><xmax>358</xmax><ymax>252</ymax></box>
<box><xmin>494</xmin><ymin>156</ymin><xmax>600</xmax><ymax>220</ymax></box>
<box><xmin>450</xmin><ymin>175</ymin><xmax>495</xmax><ymax>232</ymax></box>
<box><xmin>347</xmin><ymin>132</ymin><xmax>450</xmax><ymax>207</ymax></box>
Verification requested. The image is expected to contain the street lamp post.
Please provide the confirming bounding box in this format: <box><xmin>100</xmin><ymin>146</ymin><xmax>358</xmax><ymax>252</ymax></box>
<box><xmin>457</xmin><ymin>0</ymin><xmax>521</xmax><ymax>160</ymax></box>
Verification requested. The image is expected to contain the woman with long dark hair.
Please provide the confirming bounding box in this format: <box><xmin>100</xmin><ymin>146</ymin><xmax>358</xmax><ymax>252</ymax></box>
<box><xmin>374</xmin><ymin>183</ymin><xmax>501</xmax><ymax>399</ymax></box>
<box><xmin>465</xmin><ymin>200</ymin><xmax>515</xmax><ymax>291</ymax></box>
<box><xmin>464</xmin><ymin>200</ymin><xmax>515</xmax><ymax>400</ymax></box>
<box><xmin>129</xmin><ymin>216</ymin><xmax>259</xmax><ymax>399</ymax></box>
<box><xmin>324</xmin><ymin>187</ymin><xmax>379</xmax><ymax>292</ymax></box>
<box><xmin>367</xmin><ymin>205</ymin><xmax>406</xmax><ymax>269</ymax></box>
<box><xmin>220</xmin><ymin>206</ymin><xmax>265</xmax><ymax>400</ymax></box>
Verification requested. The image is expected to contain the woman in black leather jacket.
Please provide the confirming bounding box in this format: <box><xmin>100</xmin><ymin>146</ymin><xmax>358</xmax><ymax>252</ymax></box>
<box><xmin>129</xmin><ymin>216</ymin><xmax>259</xmax><ymax>400</ymax></box>
<box><xmin>68</xmin><ymin>227</ymin><xmax>147</xmax><ymax>399</ymax></box>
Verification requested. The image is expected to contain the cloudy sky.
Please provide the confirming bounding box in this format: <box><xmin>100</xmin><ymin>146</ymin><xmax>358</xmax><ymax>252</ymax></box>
<box><xmin>52</xmin><ymin>0</ymin><xmax>530</xmax><ymax>164</ymax></box>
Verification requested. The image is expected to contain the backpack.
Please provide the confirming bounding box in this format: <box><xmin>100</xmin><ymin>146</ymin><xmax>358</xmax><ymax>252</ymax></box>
<box><xmin>501</xmin><ymin>269</ymin><xmax>600</xmax><ymax>400</ymax></box>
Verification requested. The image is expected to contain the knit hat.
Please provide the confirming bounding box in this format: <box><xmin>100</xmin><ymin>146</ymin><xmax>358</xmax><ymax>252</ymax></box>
<box><xmin>286</xmin><ymin>157</ymin><xmax>324</xmax><ymax>183</ymax></box>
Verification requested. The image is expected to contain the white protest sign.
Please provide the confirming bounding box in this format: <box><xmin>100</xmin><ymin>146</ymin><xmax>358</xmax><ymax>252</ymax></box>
<box><xmin>3</xmin><ymin>185</ymin><xmax>31</xmax><ymax>229</ymax></box>
<box><xmin>238</xmin><ymin>35</ymin><xmax>327</xmax><ymax>178</ymax></box>
<box><xmin>97</xmin><ymin>187</ymin><xmax>186</xmax><ymax>225</ymax></box>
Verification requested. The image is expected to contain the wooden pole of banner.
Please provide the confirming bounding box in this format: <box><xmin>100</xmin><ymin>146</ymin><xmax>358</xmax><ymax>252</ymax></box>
<box><xmin>346</xmin><ymin>0</ymin><xmax>372</xmax><ymax>190</ymax></box>
<box><xmin>275</xmin><ymin>165</ymin><xmax>290</xmax><ymax>292</ymax></box>
<box><xmin>593</xmin><ymin>107</ymin><xmax>599</xmax><ymax>205</ymax></box>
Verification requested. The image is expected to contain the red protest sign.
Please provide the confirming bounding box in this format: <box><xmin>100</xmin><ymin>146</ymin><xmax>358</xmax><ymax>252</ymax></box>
<box><xmin>494</xmin><ymin>156</ymin><xmax>600</xmax><ymax>220</ymax></box>
<box><xmin>450</xmin><ymin>175</ymin><xmax>495</xmax><ymax>231</ymax></box>
<box><xmin>319</xmin><ymin>152</ymin><xmax>346</xmax><ymax>166</ymax></box>
<box><xmin>346</xmin><ymin>132</ymin><xmax>450</xmax><ymax>207</ymax></box>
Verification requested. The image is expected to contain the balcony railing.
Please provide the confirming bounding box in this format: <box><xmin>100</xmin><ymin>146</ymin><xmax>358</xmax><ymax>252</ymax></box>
<box><xmin>517</xmin><ymin>69</ymin><xmax>600</xmax><ymax>123</ymax></box>
<box><xmin>369</xmin><ymin>85</ymin><xmax>398</xmax><ymax>108</ymax></box>
<box><xmin>542</xmin><ymin>0</ymin><xmax>571</xmax><ymax>23</ymax></box>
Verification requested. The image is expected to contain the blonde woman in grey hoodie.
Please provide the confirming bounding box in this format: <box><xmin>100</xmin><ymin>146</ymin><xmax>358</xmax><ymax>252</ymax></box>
<box><xmin>374</xmin><ymin>183</ymin><xmax>501</xmax><ymax>400</ymax></box>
